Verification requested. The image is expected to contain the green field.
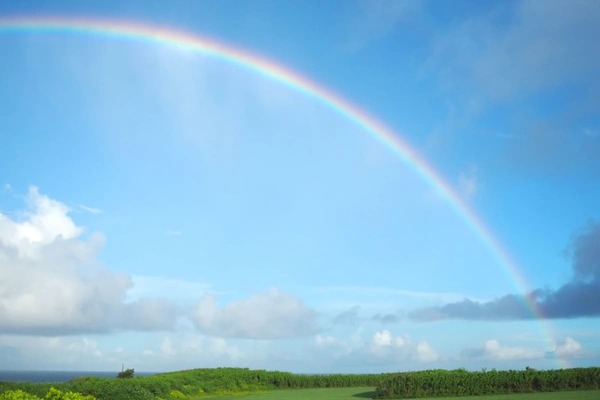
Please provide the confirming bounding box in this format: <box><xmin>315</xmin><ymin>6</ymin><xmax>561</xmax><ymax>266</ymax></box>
<box><xmin>214</xmin><ymin>388</ymin><xmax>600</xmax><ymax>400</ymax></box>
<box><xmin>211</xmin><ymin>387</ymin><xmax>376</xmax><ymax>400</ymax></box>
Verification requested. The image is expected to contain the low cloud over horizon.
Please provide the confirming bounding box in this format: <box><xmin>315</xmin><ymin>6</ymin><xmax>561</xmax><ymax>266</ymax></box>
<box><xmin>461</xmin><ymin>337</ymin><xmax>584</xmax><ymax>361</ymax></box>
<box><xmin>0</xmin><ymin>187</ymin><xmax>318</xmax><ymax>339</ymax></box>
<box><xmin>0</xmin><ymin>187</ymin><xmax>178</xmax><ymax>335</ymax></box>
<box><xmin>192</xmin><ymin>289</ymin><xmax>318</xmax><ymax>339</ymax></box>
<box><xmin>410</xmin><ymin>222</ymin><xmax>600</xmax><ymax>321</ymax></box>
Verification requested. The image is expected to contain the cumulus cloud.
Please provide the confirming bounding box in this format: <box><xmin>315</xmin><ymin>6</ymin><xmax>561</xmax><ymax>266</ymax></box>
<box><xmin>462</xmin><ymin>339</ymin><xmax>544</xmax><ymax>361</ymax></box>
<box><xmin>463</xmin><ymin>337</ymin><xmax>585</xmax><ymax>362</ymax></box>
<box><xmin>410</xmin><ymin>221</ymin><xmax>600</xmax><ymax>321</ymax></box>
<box><xmin>550</xmin><ymin>337</ymin><xmax>583</xmax><ymax>359</ymax></box>
<box><xmin>313</xmin><ymin>334</ymin><xmax>352</xmax><ymax>361</ymax></box>
<box><xmin>311</xmin><ymin>329</ymin><xmax>439</xmax><ymax>367</ymax></box>
<box><xmin>0</xmin><ymin>335</ymin><xmax>112</xmax><ymax>370</ymax></box>
<box><xmin>191</xmin><ymin>289</ymin><xmax>318</xmax><ymax>339</ymax></box>
<box><xmin>0</xmin><ymin>187</ymin><xmax>176</xmax><ymax>334</ymax></box>
<box><xmin>142</xmin><ymin>334</ymin><xmax>245</xmax><ymax>371</ymax></box>
<box><xmin>364</xmin><ymin>330</ymin><xmax>439</xmax><ymax>363</ymax></box>
<box><xmin>0</xmin><ymin>186</ymin><xmax>83</xmax><ymax>250</ymax></box>
<box><xmin>0</xmin><ymin>332</ymin><xmax>245</xmax><ymax>371</ymax></box>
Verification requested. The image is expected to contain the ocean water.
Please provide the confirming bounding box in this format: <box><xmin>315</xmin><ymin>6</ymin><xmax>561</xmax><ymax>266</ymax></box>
<box><xmin>0</xmin><ymin>370</ymin><xmax>156</xmax><ymax>383</ymax></box>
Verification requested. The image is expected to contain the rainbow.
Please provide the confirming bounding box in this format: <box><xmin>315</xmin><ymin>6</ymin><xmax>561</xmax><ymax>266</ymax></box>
<box><xmin>0</xmin><ymin>15</ymin><xmax>559</xmax><ymax>361</ymax></box>
<box><xmin>0</xmin><ymin>16</ymin><xmax>523</xmax><ymax>283</ymax></box>
<box><xmin>0</xmin><ymin>15</ymin><xmax>531</xmax><ymax>305</ymax></box>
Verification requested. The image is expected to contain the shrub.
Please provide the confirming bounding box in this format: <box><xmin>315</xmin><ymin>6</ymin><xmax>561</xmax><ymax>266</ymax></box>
<box><xmin>0</xmin><ymin>390</ymin><xmax>41</xmax><ymax>400</ymax></box>
<box><xmin>44</xmin><ymin>388</ymin><xmax>95</xmax><ymax>400</ymax></box>
<box><xmin>0</xmin><ymin>388</ymin><xmax>95</xmax><ymax>400</ymax></box>
<box><xmin>90</xmin><ymin>380</ymin><xmax>153</xmax><ymax>400</ymax></box>
<box><xmin>168</xmin><ymin>390</ymin><xmax>186</xmax><ymax>399</ymax></box>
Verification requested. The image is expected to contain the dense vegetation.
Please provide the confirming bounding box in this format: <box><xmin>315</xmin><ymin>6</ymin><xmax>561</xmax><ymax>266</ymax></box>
<box><xmin>0</xmin><ymin>368</ymin><xmax>390</xmax><ymax>399</ymax></box>
<box><xmin>1</xmin><ymin>367</ymin><xmax>599</xmax><ymax>400</ymax></box>
<box><xmin>374</xmin><ymin>367</ymin><xmax>600</xmax><ymax>398</ymax></box>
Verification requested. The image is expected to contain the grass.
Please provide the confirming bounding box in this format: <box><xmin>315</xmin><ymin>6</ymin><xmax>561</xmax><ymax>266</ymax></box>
<box><xmin>202</xmin><ymin>387</ymin><xmax>376</xmax><ymax>400</ymax></box>
<box><xmin>210</xmin><ymin>388</ymin><xmax>600</xmax><ymax>400</ymax></box>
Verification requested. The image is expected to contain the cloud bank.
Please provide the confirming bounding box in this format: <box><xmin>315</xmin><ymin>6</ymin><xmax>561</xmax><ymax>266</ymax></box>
<box><xmin>461</xmin><ymin>337</ymin><xmax>584</xmax><ymax>362</ymax></box>
<box><xmin>367</xmin><ymin>330</ymin><xmax>439</xmax><ymax>363</ymax></box>
<box><xmin>461</xmin><ymin>339</ymin><xmax>544</xmax><ymax>361</ymax></box>
<box><xmin>0</xmin><ymin>188</ymin><xmax>320</xmax><ymax>340</ymax></box>
<box><xmin>410</xmin><ymin>222</ymin><xmax>600</xmax><ymax>321</ymax></box>
<box><xmin>0</xmin><ymin>187</ymin><xmax>176</xmax><ymax>335</ymax></box>
<box><xmin>191</xmin><ymin>289</ymin><xmax>318</xmax><ymax>339</ymax></box>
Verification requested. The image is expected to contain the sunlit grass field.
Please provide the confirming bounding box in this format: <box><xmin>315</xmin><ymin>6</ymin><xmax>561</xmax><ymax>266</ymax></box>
<box><xmin>213</xmin><ymin>387</ymin><xmax>600</xmax><ymax>400</ymax></box>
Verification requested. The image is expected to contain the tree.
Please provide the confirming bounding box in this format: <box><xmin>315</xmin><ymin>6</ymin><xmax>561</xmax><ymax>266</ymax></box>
<box><xmin>116</xmin><ymin>368</ymin><xmax>135</xmax><ymax>379</ymax></box>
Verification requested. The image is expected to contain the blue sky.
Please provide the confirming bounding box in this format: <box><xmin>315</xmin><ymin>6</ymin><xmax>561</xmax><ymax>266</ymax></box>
<box><xmin>0</xmin><ymin>0</ymin><xmax>599</xmax><ymax>373</ymax></box>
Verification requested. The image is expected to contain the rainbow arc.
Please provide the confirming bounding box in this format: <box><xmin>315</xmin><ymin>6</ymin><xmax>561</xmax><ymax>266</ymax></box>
<box><xmin>0</xmin><ymin>15</ymin><xmax>561</xmax><ymax>365</ymax></box>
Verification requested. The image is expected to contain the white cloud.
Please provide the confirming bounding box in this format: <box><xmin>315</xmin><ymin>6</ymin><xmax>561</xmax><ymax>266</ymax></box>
<box><xmin>373</xmin><ymin>330</ymin><xmax>397</xmax><ymax>347</ymax></box>
<box><xmin>306</xmin><ymin>330</ymin><xmax>440</xmax><ymax>370</ymax></box>
<box><xmin>0</xmin><ymin>331</ymin><xmax>246</xmax><ymax>371</ymax></box>
<box><xmin>0</xmin><ymin>187</ymin><xmax>82</xmax><ymax>255</ymax></box>
<box><xmin>68</xmin><ymin>337</ymin><xmax>103</xmax><ymax>358</ymax></box>
<box><xmin>191</xmin><ymin>289</ymin><xmax>318</xmax><ymax>339</ymax></box>
<box><xmin>76</xmin><ymin>204</ymin><xmax>102</xmax><ymax>214</ymax></box>
<box><xmin>484</xmin><ymin>340</ymin><xmax>543</xmax><ymax>360</ymax></box>
<box><xmin>552</xmin><ymin>337</ymin><xmax>583</xmax><ymax>359</ymax></box>
<box><xmin>463</xmin><ymin>339</ymin><xmax>544</xmax><ymax>361</ymax></box>
<box><xmin>0</xmin><ymin>187</ymin><xmax>176</xmax><ymax>334</ymax></box>
<box><xmin>366</xmin><ymin>330</ymin><xmax>439</xmax><ymax>363</ymax></box>
<box><xmin>415</xmin><ymin>340</ymin><xmax>439</xmax><ymax>363</ymax></box>
<box><xmin>312</xmin><ymin>334</ymin><xmax>353</xmax><ymax>362</ymax></box>
<box><xmin>0</xmin><ymin>335</ymin><xmax>112</xmax><ymax>370</ymax></box>
<box><xmin>315</xmin><ymin>334</ymin><xmax>337</xmax><ymax>347</ymax></box>
<box><xmin>152</xmin><ymin>334</ymin><xmax>243</xmax><ymax>364</ymax></box>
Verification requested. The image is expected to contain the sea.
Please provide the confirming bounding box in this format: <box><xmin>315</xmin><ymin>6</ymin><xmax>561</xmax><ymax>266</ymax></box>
<box><xmin>0</xmin><ymin>371</ymin><xmax>157</xmax><ymax>383</ymax></box>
